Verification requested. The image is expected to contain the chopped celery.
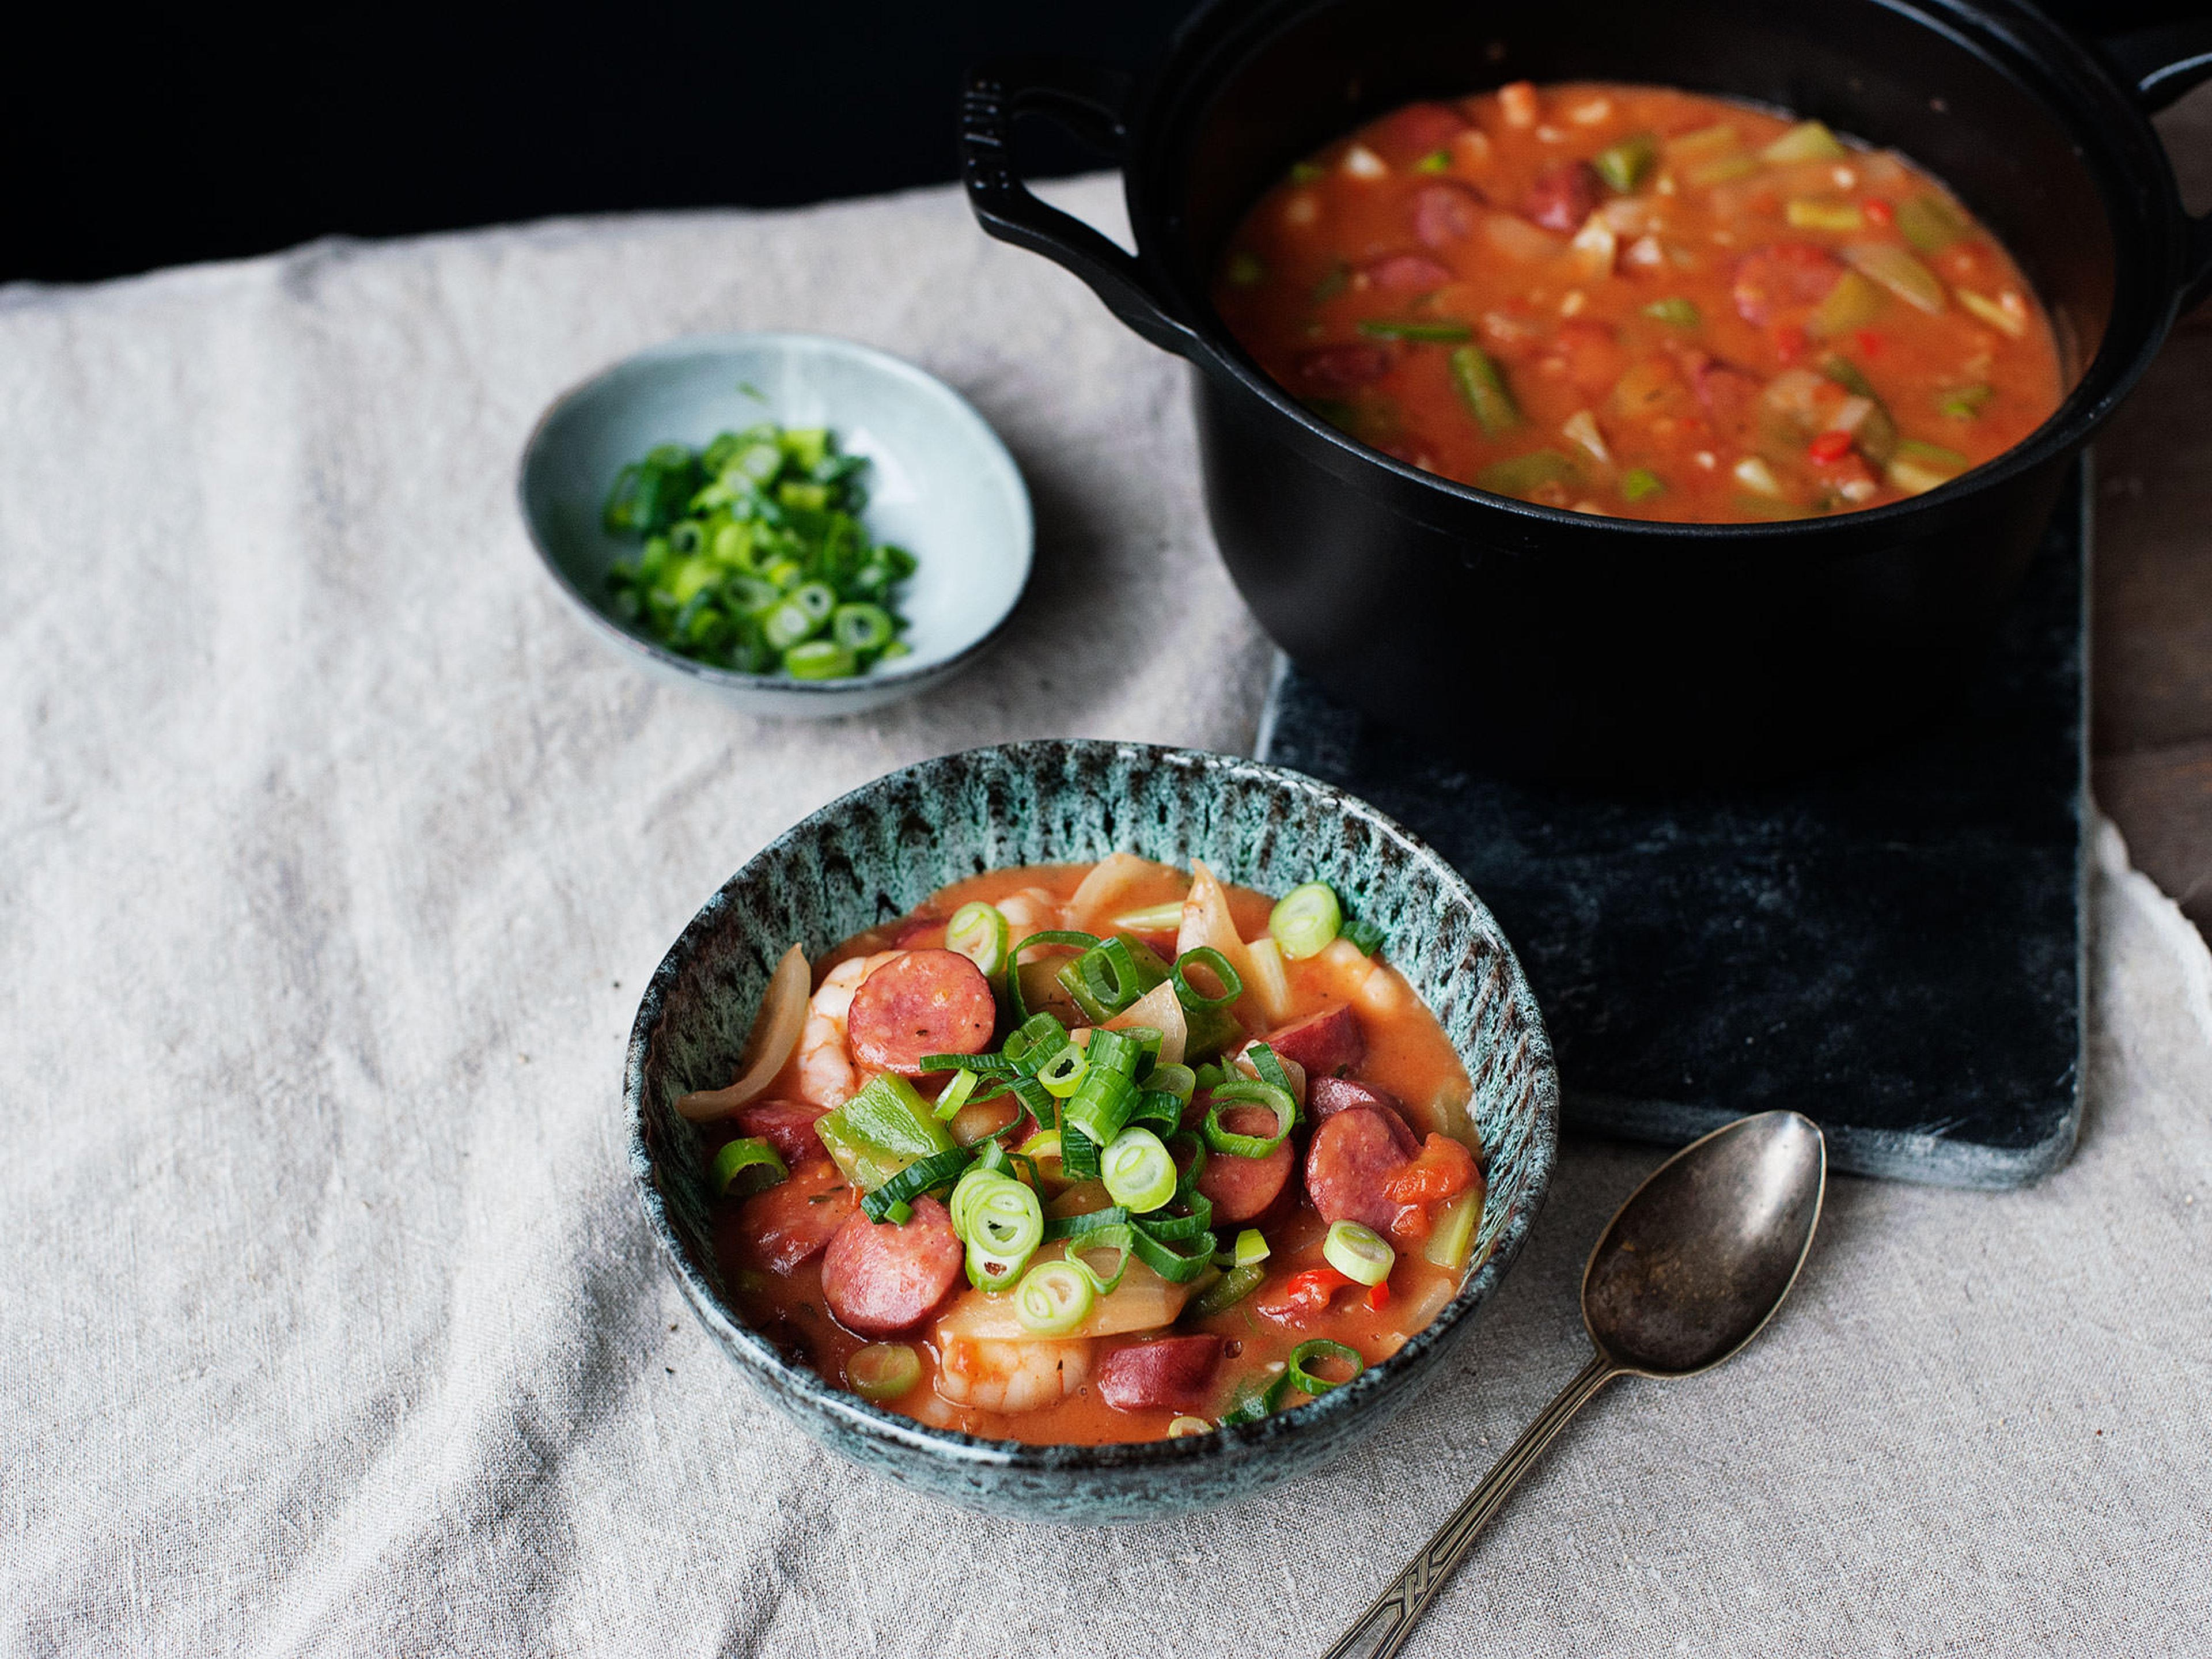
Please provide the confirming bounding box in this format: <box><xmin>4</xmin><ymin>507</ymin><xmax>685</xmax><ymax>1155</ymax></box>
<box><xmin>1896</xmin><ymin>193</ymin><xmax>1970</xmax><ymax>255</ymax></box>
<box><xmin>1885</xmin><ymin>439</ymin><xmax>1969</xmax><ymax>496</ymax></box>
<box><xmin>1478</xmin><ymin>448</ymin><xmax>1579</xmax><ymax>500</ymax></box>
<box><xmin>1761</xmin><ymin>120</ymin><xmax>1849</xmax><ymax>164</ymax></box>
<box><xmin>1642</xmin><ymin>296</ymin><xmax>1700</xmax><ymax>328</ymax></box>
<box><xmin>1956</xmin><ymin>289</ymin><xmax>2028</xmax><ymax>339</ymax></box>
<box><xmin>1937</xmin><ymin>383</ymin><xmax>1993</xmax><ymax>419</ymax></box>
<box><xmin>1449</xmin><ymin>346</ymin><xmax>1521</xmax><ymax>437</ymax></box>
<box><xmin>1811</xmin><ymin>269</ymin><xmax>1886</xmax><ymax>338</ymax></box>
<box><xmin>1667</xmin><ymin>123</ymin><xmax>1741</xmax><ymax>162</ymax></box>
<box><xmin>1845</xmin><ymin>244</ymin><xmax>1946</xmax><ymax>314</ymax></box>
<box><xmin>1786</xmin><ymin>198</ymin><xmax>1863</xmax><ymax>233</ymax></box>
<box><xmin>1620</xmin><ymin>467</ymin><xmax>1665</xmax><ymax>503</ymax></box>
<box><xmin>1422</xmin><ymin>1185</ymin><xmax>1484</xmax><ymax>1271</ymax></box>
<box><xmin>814</xmin><ymin>1074</ymin><xmax>955</xmax><ymax>1192</ymax></box>
<box><xmin>1592</xmin><ymin>132</ymin><xmax>1658</xmax><ymax>193</ymax></box>
<box><xmin>1850</xmin><ymin>403</ymin><xmax>1900</xmax><ymax>465</ymax></box>
<box><xmin>1687</xmin><ymin>151</ymin><xmax>1762</xmax><ymax>187</ymax></box>
<box><xmin>1414</xmin><ymin>149</ymin><xmax>1453</xmax><ymax>175</ymax></box>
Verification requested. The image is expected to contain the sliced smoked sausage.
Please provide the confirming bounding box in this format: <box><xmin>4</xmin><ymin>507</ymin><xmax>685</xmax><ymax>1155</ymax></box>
<box><xmin>731</xmin><ymin>1099</ymin><xmax>829</xmax><ymax>1166</ymax></box>
<box><xmin>1097</xmin><ymin>1335</ymin><xmax>1225</xmax><ymax>1414</ymax></box>
<box><xmin>1305</xmin><ymin>1105</ymin><xmax>1421</xmax><ymax>1237</ymax></box>
<box><xmin>1195</xmin><ymin>1105</ymin><xmax>1295</xmax><ymax>1224</ymax></box>
<box><xmin>1524</xmin><ymin>160</ymin><xmax>1600</xmax><ymax>231</ymax></box>
<box><xmin>820</xmin><ymin>1196</ymin><xmax>965</xmax><ymax>1336</ymax></box>
<box><xmin>1257</xmin><ymin>1004</ymin><xmax>1366</xmax><ymax>1080</ymax></box>
<box><xmin>737</xmin><ymin>1157</ymin><xmax>857</xmax><ymax>1276</ymax></box>
<box><xmin>1307</xmin><ymin>1075</ymin><xmax>1411</xmax><ymax>1131</ymax></box>
<box><xmin>846</xmin><ymin>949</ymin><xmax>997</xmax><ymax>1075</ymax></box>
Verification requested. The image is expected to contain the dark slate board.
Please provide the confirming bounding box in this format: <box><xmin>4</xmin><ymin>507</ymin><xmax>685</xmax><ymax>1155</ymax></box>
<box><xmin>1256</xmin><ymin>466</ymin><xmax>2087</xmax><ymax>1188</ymax></box>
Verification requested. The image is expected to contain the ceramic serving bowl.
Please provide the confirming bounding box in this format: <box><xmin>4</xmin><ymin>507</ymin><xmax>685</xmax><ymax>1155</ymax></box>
<box><xmin>626</xmin><ymin>739</ymin><xmax>1559</xmax><ymax>1521</ymax></box>
<box><xmin>520</xmin><ymin>332</ymin><xmax>1032</xmax><ymax>717</ymax></box>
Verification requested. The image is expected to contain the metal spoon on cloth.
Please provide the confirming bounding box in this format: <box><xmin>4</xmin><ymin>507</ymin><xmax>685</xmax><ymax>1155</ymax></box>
<box><xmin>1321</xmin><ymin>1110</ymin><xmax>1827</xmax><ymax>1659</ymax></box>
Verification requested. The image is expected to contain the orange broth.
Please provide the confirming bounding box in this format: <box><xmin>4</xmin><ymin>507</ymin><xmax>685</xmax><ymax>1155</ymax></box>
<box><xmin>704</xmin><ymin>860</ymin><xmax>1479</xmax><ymax>1445</ymax></box>
<box><xmin>1211</xmin><ymin>81</ymin><xmax>2066</xmax><ymax>522</ymax></box>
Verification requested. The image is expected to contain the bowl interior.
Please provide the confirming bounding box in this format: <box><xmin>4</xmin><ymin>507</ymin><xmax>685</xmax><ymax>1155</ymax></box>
<box><xmin>520</xmin><ymin>332</ymin><xmax>1033</xmax><ymax>683</ymax></box>
<box><xmin>627</xmin><ymin>740</ymin><xmax>1559</xmax><ymax>1503</ymax></box>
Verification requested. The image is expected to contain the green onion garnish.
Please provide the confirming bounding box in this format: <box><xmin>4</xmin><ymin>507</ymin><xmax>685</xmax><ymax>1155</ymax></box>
<box><xmin>1100</xmin><ymin>1127</ymin><xmax>1179</xmax><ymax>1214</ymax></box>
<box><xmin>1413</xmin><ymin>148</ymin><xmax>1453</xmax><ymax>175</ymax></box>
<box><xmin>1224</xmin><ymin>1227</ymin><xmax>1271</xmax><ymax>1269</ymax></box>
<box><xmin>784</xmin><ymin>640</ymin><xmax>858</xmax><ymax>680</ymax></box>
<box><xmin>1268</xmin><ymin>881</ymin><xmax>1343</xmax><ymax>960</ymax></box>
<box><xmin>1641</xmin><ymin>296</ymin><xmax>1700</xmax><ymax>328</ymax></box>
<box><xmin>1323</xmin><ymin>1219</ymin><xmax>1396</xmax><ymax>1286</ymax></box>
<box><xmin>1014</xmin><ymin>1259</ymin><xmax>1098</xmax><ymax>1334</ymax></box>
<box><xmin>1172</xmin><ymin>946</ymin><xmax>1244</xmax><ymax>1012</ymax></box>
<box><xmin>1287</xmin><ymin>1339</ymin><xmax>1364</xmax><ymax>1397</ymax></box>
<box><xmin>846</xmin><ymin>1342</ymin><xmax>922</xmax><ymax>1402</ymax></box>
<box><xmin>1204</xmin><ymin>1080</ymin><xmax>1295</xmax><ymax>1159</ymax></box>
<box><xmin>712</xmin><ymin>1137</ymin><xmax>789</xmax><ymax>1198</ymax></box>
<box><xmin>944</xmin><ymin>901</ymin><xmax>1010</xmax><ymax>979</ymax></box>
<box><xmin>1035</xmin><ymin>1044</ymin><xmax>1089</xmax><ymax>1100</ymax></box>
<box><xmin>952</xmin><ymin>1166</ymin><xmax>1044</xmax><ymax>1291</ymax></box>
<box><xmin>1147</xmin><ymin>1063</ymin><xmax>1197</xmax><ymax>1107</ymax></box>
<box><xmin>1620</xmin><ymin>467</ymin><xmax>1666</xmax><ymax>505</ymax></box>
<box><xmin>1340</xmin><ymin>918</ymin><xmax>1386</xmax><ymax>957</ymax></box>
<box><xmin>1592</xmin><ymin>131</ymin><xmax>1658</xmax><ymax>193</ymax></box>
<box><xmin>931</xmin><ymin>1069</ymin><xmax>981</xmax><ymax>1122</ymax></box>
<box><xmin>859</xmin><ymin>1144</ymin><xmax>972</xmax><ymax>1223</ymax></box>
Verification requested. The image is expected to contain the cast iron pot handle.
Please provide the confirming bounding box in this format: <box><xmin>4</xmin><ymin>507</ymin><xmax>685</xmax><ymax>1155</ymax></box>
<box><xmin>2100</xmin><ymin>18</ymin><xmax>2212</xmax><ymax>309</ymax></box>
<box><xmin>961</xmin><ymin>58</ymin><xmax>1212</xmax><ymax>363</ymax></box>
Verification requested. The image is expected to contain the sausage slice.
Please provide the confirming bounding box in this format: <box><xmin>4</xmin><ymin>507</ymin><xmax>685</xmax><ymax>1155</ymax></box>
<box><xmin>1305</xmin><ymin>1106</ymin><xmax>1421</xmax><ymax>1237</ymax></box>
<box><xmin>1257</xmin><ymin>1004</ymin><xmax>1367</xmax><ymax>1080</ymax></box>
<box><xmin>737</xmin><ymin>1157</ymin><xmax>858</xmax><ymax>1276</ymax></box>
<box><xmin>1097</xmin><ymin>1335</ymin><xmax>1225</xmax><ymax>1414</ymax></box>
<box><xmin>846</xmin><ymin>949</ymin><xmax>997</xmax><ymax>1075</ymax></box>
<box><xmin>1195</xmin><ymin>1105</ymin><xmax>1295</xmax><ymax>1224</ymax></box>
<box><xmin>1307</xmin><ymin>1075</ymin><xmax>1411</xmax><ymax>1131</ymax></box>
<box><xmin>820</xmin><ymin>1196</ymin><xmax>965</xmax><ymax>1336</ymax></box>
<box><xmin>730</xmin><ymin>1099</ymin><xmax>829</xmax><ymax>1166</ymax></box>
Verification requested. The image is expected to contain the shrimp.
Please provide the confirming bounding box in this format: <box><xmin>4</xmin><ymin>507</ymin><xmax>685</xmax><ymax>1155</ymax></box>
<box><xmin>797</xmin><ymin>950</ymin><xmax>902</xmax><ymax>1108</ymax></box>
<box><xmin>995</xmin><ymin>887</ymin><xmax>1067</xmax><ymax>945</ymax></box>
<box><xmin>934</xmin><ymin>1335</ymin><xmax>1093</xmax><ymax>1414</ymax></box>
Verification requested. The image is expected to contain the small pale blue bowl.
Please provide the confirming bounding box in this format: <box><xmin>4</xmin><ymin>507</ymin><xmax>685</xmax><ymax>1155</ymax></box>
<box><xmin>519</xmin><ymin>332</ymin><xmax>1032</xmax><ymax>716</ymax></box>
<box><xmin>627</xmin><ymin>740</ymin><xmax>1560</xmax><ymax>1521</ymax></box>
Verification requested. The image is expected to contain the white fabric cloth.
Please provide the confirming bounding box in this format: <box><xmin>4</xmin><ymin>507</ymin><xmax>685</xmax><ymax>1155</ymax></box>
<box><xmin>3</xmin><ymin>179</ymin><xmax>2208</xmax><ymax>1657</ymax></box>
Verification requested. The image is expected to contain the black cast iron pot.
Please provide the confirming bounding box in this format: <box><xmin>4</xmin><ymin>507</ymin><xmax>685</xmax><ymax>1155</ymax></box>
<box><xmin>962</xmin><ymin>2</ymin><xmax>2212</xmax><ymax>781</ymax></box>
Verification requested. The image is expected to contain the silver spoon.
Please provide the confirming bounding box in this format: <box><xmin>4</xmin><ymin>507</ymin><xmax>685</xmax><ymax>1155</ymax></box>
<box><xmin>1321</xmin><ymin>1109</ymin><xmax>1827</xmax><ymax>1659</ymax></box>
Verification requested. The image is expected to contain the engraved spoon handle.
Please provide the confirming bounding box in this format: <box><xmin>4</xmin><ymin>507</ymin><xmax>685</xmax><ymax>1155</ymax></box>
<box><xmin>1318</xmin><ymin>1352</ymin><xmax>1619</xmax><ymax>1659</ymax></box>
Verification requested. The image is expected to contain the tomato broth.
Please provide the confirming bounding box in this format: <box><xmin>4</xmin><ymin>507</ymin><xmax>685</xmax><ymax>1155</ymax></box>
<box><xmin>1211</xmin><ymin>81</ymin><xmax>2065</xmax><ymax>522</ymax></box>
<box><xmin>696</xmin><ymin>859</ymin><xmax>1483</xmax><ymax>1445</ymax></box>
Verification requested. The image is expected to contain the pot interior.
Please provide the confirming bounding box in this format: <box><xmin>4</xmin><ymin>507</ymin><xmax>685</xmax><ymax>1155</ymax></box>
<box><xmin>1142</xmin><ymin>0</ymin><xmax>2177</xmax><ymax>415</ymax></box>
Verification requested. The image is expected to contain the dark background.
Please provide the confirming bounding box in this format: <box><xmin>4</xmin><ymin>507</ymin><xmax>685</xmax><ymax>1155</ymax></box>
<box><xmin>1</xmin><ymin>0</ymin><xmax>2198</xmax><ymax>283</ymax></box>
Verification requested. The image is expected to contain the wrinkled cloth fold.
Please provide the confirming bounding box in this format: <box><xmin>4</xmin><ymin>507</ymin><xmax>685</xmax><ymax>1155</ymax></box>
<box><xmin>2</xmin><ymin>179</ymin><xmax>2207</xmax><ymax>1657</ymax></box>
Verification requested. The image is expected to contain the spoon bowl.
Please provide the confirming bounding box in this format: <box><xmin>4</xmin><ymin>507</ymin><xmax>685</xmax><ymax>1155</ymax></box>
<box><xmin>1583</xmin><ymin>1111</ymin><xmax>1827</xmax><ymax>1377</ymax></box>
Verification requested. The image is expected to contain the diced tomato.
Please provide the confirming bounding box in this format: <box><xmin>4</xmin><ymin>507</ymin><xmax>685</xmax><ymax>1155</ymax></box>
<box><xmin>1382</xmin><ymin>1134</ymin><xmax>1481</xmax><ymax>1206</ymax></box>
<box><xmin>1258</xmin><ymin>1266</ymin><xmax>1355</xmax><ymax>1325</ymax></box>
<box><xmin>1862</xmin><ymin>196</ymin><xmax>1895</xmax><ymax>228</ymax></box>
<box><xmin>1853</xmin><ymin>328</ymin><xmax>1887</xmax><ymax>359</ymax></box>
<box><xmin>1772</xmin><ymin>324</ymin><xmax>1809</xmax><ymax>366</ymax></box>
<box><xmin>1808</xmin><ymin>429</ymin><xmax>1854</xmax><ymax>464</ymax></box>
<box><xmin>1368</xmin><ymin>1279</ymin><xmax>1392</xmax><ymax>1312</ymax></box>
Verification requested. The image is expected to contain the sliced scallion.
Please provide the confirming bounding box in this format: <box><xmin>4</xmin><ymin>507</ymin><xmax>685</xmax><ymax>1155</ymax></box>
<box><xmin>1035</xmin><ymin>1045</ymin><xmax>1089</xmax><ymax>1100</ymax></box>
<box><xmin>931</xmin><ymin>1068</ymin><xmax>981</xmax><ymax>1122</ymax></box>
<box><xmin>1286</xmin><ymin>1338</ymin><xmax>1365</xmax><ymax>1397</ymax></box>
<box><xmin>1101</xmin><ymin>1127</ymin><xmax>1179</xmax><ymax>1214</ymax></box>
<box><xmin>846</xmin><ymin>1342</ymin><xmax>922</xmax><ymax>1401</ymax></box>
<box><xmin>1268</xmin><ymin>881</ymin><xmax>1343</xmax><ymax>960</ymax></box>
<box><xmin>944</xmin><ymin>901</ymin><xmax>1010</xmax><ymax>979</ymax></box>
<box><xmin>1172</xmin><ymin>946</ymin><xmax>1244</xmax><ymax>1012</ymax></box>
<box><xmin>1323</xmin><ymin>1219</ymin><xmax>1396</xmax><ymax>1286</ymax></box>
<box><xmin>712</xmin><ymin>1137</ymin><xmax>789</xmax><ymax>1198</ymax></box>
<box><xmin>1204</xmin><ymin>1080</ymin><xmax>1295</xmax><ymax>1158</ymax></box>
<box><xmin>1014</xmin><ymin>1259</ymin><xmax>1098</xmax><ymax>1335</ymax></box>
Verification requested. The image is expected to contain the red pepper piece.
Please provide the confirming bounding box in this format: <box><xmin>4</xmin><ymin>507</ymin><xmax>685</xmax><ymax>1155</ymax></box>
<box><xmin>1367</xmin><ymin>1279</ymin><xmax>1392</xmax><ymax>1312</ymax></box>
<box><xmin>1772</xmin><ymin>323</ymin><xmax>1809</xmax><ymax>365</ymax></box>
<box><xmin>1854</xmin><ymin>328</ymin><xmax>1887</xmax><ymax>359</ymax></box>
<box><xmin>1808</xmin><ymin>430</ymin><xmax>1855</xmax><ymax>464</ymax></box>
<box><xmin>1862</xmin><ymin>197</ymin><xmax>1895</xmax><ymax>228</ymax></box>
<box><xmin>1258</xmin><ymin>1266</ymin><xmax>1354</xmax><ymax>1325</ymax></box>
<box><xmin>1382</xmin><ymin>1134</ymin><xmax>1480</xmax><ymax>1206</ymax></box>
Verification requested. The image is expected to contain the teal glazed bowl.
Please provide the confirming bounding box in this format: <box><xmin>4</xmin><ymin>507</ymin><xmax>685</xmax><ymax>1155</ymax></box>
<box><xmin>519</xmin><ymin>332</ymin><xmax>1032</xmax><ymax>717</ymax></box>
<box><xmin>626</xmin><ymin>740</ymin><xmax>1559</xmax><ymax>1520</ymax></box>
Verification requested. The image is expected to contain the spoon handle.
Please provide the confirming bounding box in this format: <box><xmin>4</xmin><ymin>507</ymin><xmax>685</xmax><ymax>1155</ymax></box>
<box><xmin>1317</xmin><ymin>1353</ymin><xmax>1619</xmax><ymax>1659</ymax></box>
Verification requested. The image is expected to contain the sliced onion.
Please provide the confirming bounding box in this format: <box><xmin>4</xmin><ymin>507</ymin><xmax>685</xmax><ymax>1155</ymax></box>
<box><xmin>1105</xmin><ymin>979</ymin><xmax>1187</xmax><ymax>1067</ymax></box>
<box><xmin>677</xmin><ymin>942</ymin><xmax>810</xmax><ymax>1120</ymax></box>
<box><xmin>1241</xmin><ymin>934</ymin><xmax>1296</xmax><ymax>1027</ymax></box>
<box><xmin>1068</xmin><ymin>852</ymin><xmax>1177</xmax><ymax>930</ymax></box>
<box><xmin>1175</xmin><ymin>860</ymin><xmax>1256</xmax><ymax>1017</ymax></box>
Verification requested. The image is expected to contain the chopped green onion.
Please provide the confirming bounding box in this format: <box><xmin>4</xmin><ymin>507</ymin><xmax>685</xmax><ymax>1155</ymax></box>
<box><xmin>831</xmin><ymin>602</ymin><xmax>895</xmax><ymax>653</ymax></box>
<box><xmin>1035</xmin><ymin>1044</ymin><xmax>1089</xmax><ymax>1099</ymax></box>
<box><xmin>1760</xmin><ymin>120</ymin><xmax>1849</xmax><ymax>164</ymax></box>
<box><xmin>1356</xmin><ymin>319</ymin><xmax>1472</xmax><ymax>343</ymax></box>
<box><xmin>1786</xmin><ymin>198</ymin><xmax>1863</xmax><ymax>233</ymax></box>
<box><xmin>1147</xmin><ymin>1063</ymin><xmax>1197</xmax><ymax>1106</ymax></box>
<box><xmin>931</xmin><ymin>1069</ymin><xmax>981</xmax><ymax>1122</ymax></box>
<box><xmin>861</xmin><ymin>1144</ymin><xmax>973</xmax><ymax>1222</ymax></box>
<box><xmin>1620</xmin><ymin>467</ymin><xmax>1665</xmax><ymax>504</ymax></box>
<box><xmin>1937</xmin><ymin>383</ymin><xmax>1993</xmax><ymax>420</ymax></box>
<box><xmin>1268</xmin><ymin>881</ymin><xmax>1343</xmax><ymax>960</ymax></box>
<box><xmin>1204</xmin><ymin>1080</ymin><xmax>1294</xmax><ymax>1158</ymax></box>
<box><xmin>1101</xmin><ymin>1127</ymin><xmax>1179</xmax><ymax>1214</ymax></box>
<box><xmin>1171</xmin><ymin>946</ymin><xmax>1244</xmax><ymax>1012</ymax></box>
<box><xmin>952</xmin><ymin>1167</ymin><xmax>1045</xmax><ymax>1291</ymax></box>
<box><xmin>712</xmin><ymin>1137</ymin><xmax>789</xmax><ymax>1198</ymax></box>
<box><xmin>1592</xmin><ymin>132</ymin><xmax>1658</xmax><ymax>192</ymax></box>
<box><xmin>1190</xmin><ymin>1261</ymin><xmax>1268</xmax><ymax>1316</ymax></box>
<box><xmin>944</xmin><ymin>901</ymin><xmax>1010</xmax><ymax>979</ymax></box>
<box><xmin>1449</xmin><ymin>345</ymin><xmax>1521</xmax><ymax>437</ymax></box>
<box><xmin>1286</xmin><ymin>1338</ymin><xmax>1365</xmax><ymax>1397</ymax></box>
<box><xmin>1413</xmin><ymin>148</ymin><xmax>1453</xmax><ymax>175</ymax></box>
<box><xmin>1221</xmin><ymin>1228</ymin><xmax>1271</xmax><ymax>1269</ymax></box>
<box><xmin>783</xmin><ymin>640</ymin><xmax>857</xmax><ymax>680</ymax></box>
<box><xmin>1109</xmin><ymin>899</ymin><xmax>1185</xmax><ymax>933</ymax></box>
<box><xmin>846</xmin><ymin>1342</ymin><xmax>922</xmax><ymax>1401</ymax></box>
<box><xmin>1058</xmin><ymin>935</ymin><xmax>1168</xmax><ymax>1022</ymax></box>
<box><xmin>1167</xmin><ymin>1415</ymin><xmax>1214</xmax><ymax>1436</ymax></box>
<box><xmin>1323</xmin><ymin>1219</ymin><xmax>1396</xmax><ymax>1286</ymax></box>
<box><xmin>1014</xmin><ymin>1259</ymin><xmax>1098</xmax><ymax>1334</ymax></box>
<box><xmin>1339</xmin><ymin>918</ymin><xmax>1385</xmax><ymax>956</ymax></box>
<box><xmin>1641</xmin><ymin>297</ymin><xmax>1700</xmax><ymax>328</ymax></box>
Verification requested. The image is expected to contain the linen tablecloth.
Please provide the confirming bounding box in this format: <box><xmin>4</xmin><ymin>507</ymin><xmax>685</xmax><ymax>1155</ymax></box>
<box><xmin>4</xmin><ymin>178</ymin><xmax>2207</xmax><ymax>1657</ymax></box>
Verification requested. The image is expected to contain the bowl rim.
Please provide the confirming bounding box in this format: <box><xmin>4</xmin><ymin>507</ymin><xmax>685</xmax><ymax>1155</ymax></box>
<box><xmin>516</xmin><ymin>329</ymin><xmax>1035</xmax><ymax>696</ymax></box>
<box><xmin>624</xmin><ymin>737</ymin><xmax>1561</xmax><ymax>1476</ymax></box>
